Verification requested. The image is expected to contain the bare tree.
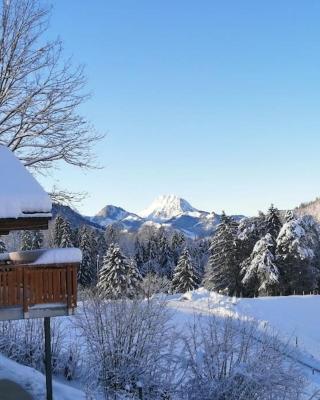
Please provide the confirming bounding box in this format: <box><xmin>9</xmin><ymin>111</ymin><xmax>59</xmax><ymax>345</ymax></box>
<box><xmin>0</xmin><ymin>0</ymin><xmax>104</xmax><ymax>173</ymax></box>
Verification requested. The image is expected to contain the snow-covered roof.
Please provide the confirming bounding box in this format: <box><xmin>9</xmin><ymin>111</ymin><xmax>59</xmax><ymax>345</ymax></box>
<box><xmin>0</xmin><ymin>146</ymin><xmax>52</xmax><ymax>219</ymax></box>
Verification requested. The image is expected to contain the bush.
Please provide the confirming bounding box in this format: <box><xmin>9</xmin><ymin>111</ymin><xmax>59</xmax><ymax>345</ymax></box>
<box><xmin>76</xmin><ymin>295</ymin><xmax>180</xmax><ymax>399</ymax></box>
<box><xmin>181</xmin><ymin>315</ymin><xmax>305</xmax><ymax>400</ymax></box>
<box><xmin>0</xmin><ymin>318</ymin><xmax>80</xmax><ymax>379</ymax></box>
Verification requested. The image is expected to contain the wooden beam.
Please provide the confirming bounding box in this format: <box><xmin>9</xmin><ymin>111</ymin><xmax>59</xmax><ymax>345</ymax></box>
<box><xmin>0</xmin><ymin>217</ymin><xmax>50</xmax><ymax>233</ymax></box>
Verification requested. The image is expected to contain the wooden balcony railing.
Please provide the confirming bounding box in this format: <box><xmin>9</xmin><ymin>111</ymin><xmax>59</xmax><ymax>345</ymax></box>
<box><xmin>0</xmin><ymin>263</ymin><xmax>78</xmax><ymax>319</ymax></box>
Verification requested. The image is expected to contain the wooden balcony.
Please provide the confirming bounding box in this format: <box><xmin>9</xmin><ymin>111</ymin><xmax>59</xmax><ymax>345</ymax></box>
<box><xmin>0</xmin><ymin>262</ymin><xmax>78</xmax><ymax>321</ymax></box>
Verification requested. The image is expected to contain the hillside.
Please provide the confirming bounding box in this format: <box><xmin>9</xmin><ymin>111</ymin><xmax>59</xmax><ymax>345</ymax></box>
<box><xmin>296</xmin><ymin>197</ymin><xmax>320</xmax><ymax>222</ymax></box>
<box><xmin>52</xmin><ymin>203</ymin><xmax>102</xmax><ymax>230</ymax></box>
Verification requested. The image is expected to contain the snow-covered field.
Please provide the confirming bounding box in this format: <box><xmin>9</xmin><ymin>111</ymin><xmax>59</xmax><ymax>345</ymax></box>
<box><xmin>2</xmin><ymin>289</ymin><xmax>320</xmax><ymax>399</ymax></box>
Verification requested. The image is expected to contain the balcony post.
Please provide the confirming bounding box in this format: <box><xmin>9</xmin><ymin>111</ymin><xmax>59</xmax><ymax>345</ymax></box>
<box><xmin>44</xmin><ymin>316</ymin><xmax>53</xmax><ymax>400</ymax></box>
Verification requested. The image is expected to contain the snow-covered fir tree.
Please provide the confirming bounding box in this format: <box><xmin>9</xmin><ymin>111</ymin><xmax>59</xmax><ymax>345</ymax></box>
<box><xmin>72</xmin><ymin>227</ymin><xmax>80</xmax><ymax>248</ymax></box>
<box><xmin>78</xmin><ymin>226</ymin><xmax>95</xmax><ymax>287</ymax></box>
<box><xmin>20</xmin><ymin>231</ymin><xmax>33</xmax><ymax>250</ymax></box>
<box><xmin>237</xmin><ymin>217</ymin><xmax>263</xmax><ymax>268</ymax></box>
<box><xmin>204</xmin><ymin>212</ymin><xmax>240</xmax><ymax>296</ymax></box>
<box><xmin>266</xmin><ymin>204</ymin><xmax>282</xmax><ymax>240</ymax></box>
<box><xmin>171</xmin><ymin>231</ymin><xmax>186</xmax><ymax>265</ymax></box>
<box><xmin>60</xmin><ymin>218</ymin><xmax>73</xmax><ymax>248</ymax></box>
<box><xmin>104</xmin><ymin>224</ymin><xmax>121</xmax><ymax>246</ymax></box>
<box><xmin>188</xmin><ymin>239</ymin><xmax>210</xmax><ymax>282</ymax></box>
<box><xmin>97</xmin><ymin>244</ymin><xmax>141</xmax><ymax>299</ymax></box>
<box><xmin>54</xmin><ymin>215</ymin><xmax>64</xmax><ymax>247</ymax></box>
<box><xmin>241</xmin><ymin>233</ymin><xmax>279</xmax><ymax>296</ymax></box>
<box><xmin>158</xmin><ymin>229</ymin><xmax>175</xmax><ymax>278</ymax></box>
<box><xmin>140</xmin><ymin>233</ymin><xmax>161</xmax><ymax>276</ymax></box>
<box><xmin>0</xmin><ymin>239</ymin><xmax>6</xmax><ymax>253</ymax></box>
<box><xmin>172</xmin><ymin>248</ymin><xmax>199</xmax><ymax>293</ymax></box>
<box><xmin>32</xmin><ymin>230</ymin><xmax>43</xmax><ymax>249</ymax></box>
<box><xmin>276</xmin><ymin>216</ymin><xmax>319</xmax><ymax>294</ymax></box>
<box><xmin>127</xmin><ymin>259</ymin><xmax>142</xmax><ymax>297</ymax></box>
<box><xmin>95</xmin><ymin>231</ymin><xmax>107</xmax><ymax>273</ymax></box>
<box><xmin>284</xmin><ymin>210</ymin><xmax>295</xmax><ymax>223</ymax></box>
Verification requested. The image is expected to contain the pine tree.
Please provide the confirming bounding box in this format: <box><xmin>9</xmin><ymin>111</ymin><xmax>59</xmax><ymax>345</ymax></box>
<box><xmin>97</xmin><ymin>244</ymin><xmax>141</xmax><ymax>299</ymax></box>
<box><xmin>104</xmin><ymin>224</ymin><xmax>121</xmax><ymax>246</ymax></box>
<box><xmin>171</xmin><ymin>231</ymin><xmax>186</xmax><ymax>265</ymax></box>
<box><xmin>20</xmin><ymin>231</ymin><xmax>34</xmax><ymax>251</ymax></box>
<box><xmin>237</xmin><ymin>217</ymin><xmax>262</xmax><ymax>268</ymax></box>
<box><xmin>0</xmin><ymin>240</ymin><xmax>6</xmax><ymax>253</ymax></box>
<box><xmin>241</xmin><ymin>233</ymin><xmax>279</xmax><ymax>296</ymax></box>
<box><xmin>276</xmin><ymin>216</ymin><xmax>319</xmax><ymax>294</ymax></box>
<box><xmin>284</xmin><ymin>210</ymin><xmax>295</xmax><ymax>223</ymax></box>
<box><xmin>72</xmin><ymin>227</ymin><xmax>80</xmax><ymax>248</ymax></box>
<box><xmin>266</xmin><ymin>204</ymin><xmax>282</xmax><ymax>240</ymax></box>
<box><xmin>127</xmin><ymin>259</ymin><xmax>142</xmax><ymax>298</ymax></box>
<box><xmin>172</xmin><ymin>248</ymin><xmax>199</xmax><ymax>293</ymax></box>
<box><xmin>141</xmin><ymin>234</ymin><xmax>161</xmax><ymax>276</ymax></box>
<box><xmin>158</xmin><ymin>230</ymin><xmax>174</xmax><ymax>278</ymax></box>
<box><xmin>21</xmin><ymin>230</ymin><xmax>43</xmax><ymax>251</ymax></box>
<box><xmin>134</xmin><ymin>238</ymin><xmax>145</xmax><ymax>273</ymax></box>
<box><xmin>204</xmin><ymin>212</ymin><xmax>240</xmax><ymax>296</ymax></box>
<box><xmin>60</xmin><ymin>218</ymin><xmax>73</xmax><ymax>248</ymax></box>
<box><xmin>78</xmin><ymin>226</ymin><xmax>94</xmax><ymax>287</ymax></box>
<box><xmin>32</xmin><ymin>230</ymin><xmax>43</xmax><ymax>249</ymax></box>
<box><xmin>54</xmin><ymin>215</ymin><xmax>64</xmax><ymax>247</ymax></box>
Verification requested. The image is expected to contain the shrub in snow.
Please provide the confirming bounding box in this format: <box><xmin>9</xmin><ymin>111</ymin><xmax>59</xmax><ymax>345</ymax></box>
<box><xmin>98</xmin><ymin>244</ymin><xmax>141</xmax><ymax>299</ymax></box>
<box><xmin>241</xmin><ymin>233</ymin><xmax>280</xmax><ymax>296</ymax></box>
<box><xmin>172</xmin><ymin>248</ymin><xmax>199</xmax><ymax>293</ymax></box>
<box><xmin>76</xmin><ymin>296</ymin><xmax>180</xmax><ymax>399</ymax></box>
<box><xmin>182</xmin><ymin>315</ymin><xmax>305</xmax><ymax>400</ymax></box>
<box><xmin>0</xmin><ymin>318</ymin><xmax>81</xmax><ymax>381</ymax></box>
<box><xmin>141</xmin><ymin>273</ymin><xmax>172</xmax><ymax>299</ymax></box>
<box><xmin>0</xmin><ymin>319</ymin><xmax>63</xmax><ymax>374</ymax></box>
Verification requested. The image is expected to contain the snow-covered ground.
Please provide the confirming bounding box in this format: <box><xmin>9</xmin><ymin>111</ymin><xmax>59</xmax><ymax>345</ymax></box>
<box><xmin>167</xmin><ymin>289</ymin><xmax>320</xmax><ymax>360</ymax></box>
<box><xmin>166</xmin><ymin>289</ymin><xmax>320</xmax><ymax>397</ymax></box>
<box><xmin>0</xmin><ymin>354</ymin><xmax>86</xmax><ymax>400</ymax></box>
<box><xmin>1</xmin><ymin>289</ymin><xmax>320</xmax><ymax>399</ymax></box>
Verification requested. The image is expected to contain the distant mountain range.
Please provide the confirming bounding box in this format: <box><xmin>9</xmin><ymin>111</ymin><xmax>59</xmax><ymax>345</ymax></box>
<box><xmin>52</xmin><ymin>195</ymin><xmax>320</xmax><ymax>238</ymax></box>
<box><xmin>88</xmin><ymin>194</ymin><xmax>244</xmax><ymax>238</ymax></box>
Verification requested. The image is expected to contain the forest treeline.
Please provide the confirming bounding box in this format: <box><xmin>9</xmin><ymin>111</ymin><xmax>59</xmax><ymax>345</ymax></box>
<box><xmin>4</xmin><ymin>205</ymin><xmax>320</xmax><ymax>298</ymax></box>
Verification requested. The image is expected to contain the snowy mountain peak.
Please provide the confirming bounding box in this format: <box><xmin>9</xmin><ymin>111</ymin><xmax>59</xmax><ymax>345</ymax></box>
<box><xmin>139</xmin><ymin>194</ymin><xmax>197</xmax><ymax>221</ymax></box>
<box><xmin>95</xmin><ymin>205</ymin><xmax>129</xmax><ymax>220</ymax></box>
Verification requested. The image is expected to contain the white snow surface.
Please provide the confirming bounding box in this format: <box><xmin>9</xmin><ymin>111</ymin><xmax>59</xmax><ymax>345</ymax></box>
<box><xmin>0</xmin><ymin>354</ymin><xmax>86</xmax><ymax>400</ymax></box>
<box><xmin>0</xmin><ymin>248</ymin><xmax>82</xmax><ymax>265</ymax></box>
<box><xmin>2</xmin><ymin>289</ymin><xmax>320</xmax><ymax>398</ymax></box>
<box><xmin>167</xmin><ymin>288</ymin><xmax>320</xmax><ymax>361</ymax></box>
<box><xmin>139</xmin><ymin>194</ymin><xmax>198</xmax><ymax>221</ymax></box>
<box><xmin>0</xmin><ymin>146</ymin><xmax>52</xmax><ymax>218</ymax></box>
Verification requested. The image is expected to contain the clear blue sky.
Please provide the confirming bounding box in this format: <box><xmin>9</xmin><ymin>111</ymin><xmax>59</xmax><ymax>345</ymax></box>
<box><xmin>42</xmin><ymin>0</ymin><xmax>320</xmax><ymax>216</ymax></box>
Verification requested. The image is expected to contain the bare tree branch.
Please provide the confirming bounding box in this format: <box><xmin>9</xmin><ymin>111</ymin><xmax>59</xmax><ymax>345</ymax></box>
<box><xmin>0</xmin><ymin>0</ymin><xmax>104</xmax><ymax>173</ymax></box>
